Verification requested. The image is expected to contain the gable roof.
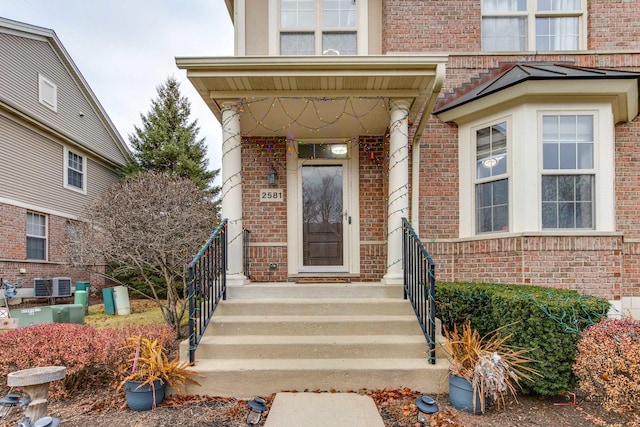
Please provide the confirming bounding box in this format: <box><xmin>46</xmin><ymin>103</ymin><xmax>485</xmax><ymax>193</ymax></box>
<box><xmin>0</xmin><ymin>17</ymin><xmax>130</xmax><ymax>166</ymax></box>
<box><xmin>434</xmin><ymin>63</ymin><xmax>640</xmax><ymax>121</ymax></box>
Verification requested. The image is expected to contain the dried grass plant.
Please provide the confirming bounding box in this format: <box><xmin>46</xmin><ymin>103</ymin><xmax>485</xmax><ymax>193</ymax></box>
<box><xmin>116</xmin><ymin>335</ymin><xmax>201</xmax><ymax>396</ymax></box>
<box><xmin>443</xmin><ymin>321</ymin><xmax>541</xmax><ymax>413</ymax></box>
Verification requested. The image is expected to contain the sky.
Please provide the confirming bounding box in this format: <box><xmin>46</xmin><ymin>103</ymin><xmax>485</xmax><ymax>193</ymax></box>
<box><xmin>0</xmin><ymin>0</ymin><xmax>235</xmax><ymax>177</ymax></box>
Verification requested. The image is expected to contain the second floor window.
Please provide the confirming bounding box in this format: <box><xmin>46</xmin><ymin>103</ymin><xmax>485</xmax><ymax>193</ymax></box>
<box><xmin>481</xmin><ymin>0</ymin><xmax>583</xmax><ymax>52</ymax></box>
<box><xmin>280</xmin><ymin>0</ymin><xmax>357</xmax><ymax>55</ymax></box>
<box><xmin>64</xmin><ymin>147</ymin><xmax>86</xmax><ymax>193</ymax></box>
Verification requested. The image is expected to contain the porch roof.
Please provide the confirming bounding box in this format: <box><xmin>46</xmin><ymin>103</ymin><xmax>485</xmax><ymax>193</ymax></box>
<box><xmin>175</xmin><ymin>55</ymin><xmax>447</xmax><ymax>142</ymax></box>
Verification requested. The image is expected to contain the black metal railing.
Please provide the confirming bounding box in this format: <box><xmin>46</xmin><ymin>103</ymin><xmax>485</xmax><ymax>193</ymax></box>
<box><xmin>243</xmin><ymin>228</ymin><xmax>250</xmax><ymax>279</ymax></box>
<box><xmin>402</xmin><ymin>217</ymin><xmax>437</xmax><ymax>364</ymax></box>
<box><xmin>187</xmin><ymin>219</ymin><xmax>228</xmax><ymax>363</ymax></box>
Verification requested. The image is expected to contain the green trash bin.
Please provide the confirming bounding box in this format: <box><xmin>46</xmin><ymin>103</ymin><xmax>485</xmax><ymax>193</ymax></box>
<box><xmin>102</xmin><ymin>287</ymin><xmax>115</xmax><ymax>315</ymax></box>
<box><xmin>74</xmin><ymin>290</ymin><xmax>88</xmax><ymax>314</ymax></box>
<box><xmin>75</xmin><ymin>281</ymin><xmax>90</xmax><ymax>292</ymax></box>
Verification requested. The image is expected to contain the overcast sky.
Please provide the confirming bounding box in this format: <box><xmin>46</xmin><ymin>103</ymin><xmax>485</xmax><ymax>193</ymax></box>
<box><xmin>1</xmin><ymin>0</ymin><xmax>234</xmax><ymax>177</ymax></box>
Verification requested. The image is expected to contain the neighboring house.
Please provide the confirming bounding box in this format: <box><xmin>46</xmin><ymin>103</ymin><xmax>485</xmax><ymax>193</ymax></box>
<box><xmin>177</xmin><ymin>0</ymin><xmax>640</xmax><ymax>317</ymax></box>
<box><xmin>0</xmin><ymin>17</ymin><xmax>129</xmax><ymax>291</ymax></box>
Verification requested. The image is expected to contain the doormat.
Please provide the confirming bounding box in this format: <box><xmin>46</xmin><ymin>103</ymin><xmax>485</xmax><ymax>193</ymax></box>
<box><xmin>295</xmin><ymin>278</ymin><xmax>351</xmax><ymax>284</ymax></box>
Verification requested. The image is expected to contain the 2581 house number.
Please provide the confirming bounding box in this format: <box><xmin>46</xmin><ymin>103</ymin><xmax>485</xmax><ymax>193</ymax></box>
<box><xmin>260</xmin><ymin>189</ymin><xmax>284</xmax><ymax>202</ymax></box>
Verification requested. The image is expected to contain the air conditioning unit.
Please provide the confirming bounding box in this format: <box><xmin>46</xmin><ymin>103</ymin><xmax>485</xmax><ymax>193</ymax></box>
<box><xmin>33</xmin><ymin>277</ymin><xmax>72</xmax><ymax>298</ymax></box>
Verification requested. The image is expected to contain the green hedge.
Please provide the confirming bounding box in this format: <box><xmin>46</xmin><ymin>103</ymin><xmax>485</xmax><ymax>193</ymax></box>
<box><xmin>435</xmin><ymin>282</ymin><xmax>610</xmax><ymax>395</ymax></box>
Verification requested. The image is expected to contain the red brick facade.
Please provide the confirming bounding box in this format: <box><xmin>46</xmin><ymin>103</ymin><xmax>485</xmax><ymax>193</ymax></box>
<box><xmin>381</xmin><ymin>0</ymin><xmax>640</xmax><ymax>300</ymax></box>
<box><xmin>237</xmin><ymin>1</ymin><xmax>640</xmax><ymax>302</ymax></box>
<box><xmin>0</xmin><ymin>202</ymin><xmax>106</xmax><ymax>289</ymax></box>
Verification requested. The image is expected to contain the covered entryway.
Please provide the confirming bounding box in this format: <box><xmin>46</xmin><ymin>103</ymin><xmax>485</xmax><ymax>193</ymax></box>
<box><xmin>176</xmin><ymin>55</ymin><xmax>446</xmax><ymax>284</ymax></box>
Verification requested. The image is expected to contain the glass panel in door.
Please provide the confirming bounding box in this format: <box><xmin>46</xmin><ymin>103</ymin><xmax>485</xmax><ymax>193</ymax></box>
<box><xmin>302</xmin><ymin>165</ymin><xmax>344</xmax><ymax>266</ymax></box>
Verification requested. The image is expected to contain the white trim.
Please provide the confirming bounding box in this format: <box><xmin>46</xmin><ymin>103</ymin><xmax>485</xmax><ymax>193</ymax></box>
<box><xmin>287</xmin><ymin>142</ymin><xmax>360</xmax><ymax>275</ymax></box>
<box><xmin>273</xmin><ymin>0</ymin><xmax>367</xmax><ymax>55</ymax></box>
<box><xmin>236</xmin><ymin>0</ymin><xmax>246</xmax><ymax>55</ymax></box>
<box><xmin>481</xmin><ymin>0</ymin><xmax>587</xmax><ymax>51</ymax></box>
<box><xmin>38</xmin><ymin>73</ymin><xmax>57</xmax><ymax>112</ymax></box>
<box><xmin>26</xmin><ymin>211</ymin><xmax>48</xmax><ymax>261</ymax></box>
<box><xmin>459</xmin><ymin>102</ymin><xmax>616</xmax><ymax>238</ymax></box>
<box><xmin>0</xmin><ymin>197</ymin><xmax>79</xmax><ymax>220</ymax></box>
<box><xmin>63</xmin><ymin>146</ymin><xmax>87</xmax><ymax>195</ymax></box>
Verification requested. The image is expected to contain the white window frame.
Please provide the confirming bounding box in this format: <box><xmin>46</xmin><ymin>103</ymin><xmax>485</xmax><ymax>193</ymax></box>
<box><xmin>481</xmin><ymin>0</ymin><xmax>587</xmax><ymax>52</ymax></box>
<box><xmin>38</xmin><ymin>73</ymin><xmax>57</xmax><ymax>112</ymax></box>
<box><xmin>64</xmin><ymin>147</ymin><xmax>87</xmax><ymax>194</ymax></box>
<box><xmin>540</xmin><ymin>113</ymin><xmax>595</xmax><ymax>229</ymax></box>
<box><xmin>26</xmin><ymin>211</ymin><xmax>47</xmax><ymax>261</ymax></box>
<box><xmin>473</xmin><ymin>120</ymin><xmax>511</xmax><ymax>234</ymax></box>
<box><xmin>459</xmin><ymin>103</ymin><xmax>615</xmax><ymax>239</ymax></box>
<box><xmin>270</xmin><ymin>0</ymin><xmax>368</xmax><ymax>55</ymax></box>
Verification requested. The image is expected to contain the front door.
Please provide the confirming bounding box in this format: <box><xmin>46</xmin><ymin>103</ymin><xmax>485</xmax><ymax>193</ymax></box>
<box><xmin>287</xmin><ymin>142</ymin><xmax>360</xmax><ymax>276</ymax></box>
<box><xmin>302</xmin><ymin>164</ymin><xmax>344</xmax><ymax>267</ymax></box>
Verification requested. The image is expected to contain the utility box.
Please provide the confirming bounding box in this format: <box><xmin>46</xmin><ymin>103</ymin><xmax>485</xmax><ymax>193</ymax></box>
<box><xmin>51</xmin><ymin>304</ymin><xmax>84</xmax><ymax>324</ymax></box>
<box><xmin>75</xmin><ymin>281</ymin><xmax>90</xmax><ymax>292</ymax></box>
<box><xmin>102</xmin><ymin>287</ymin><xmax>115</xmax><ymax>315</ymax></box>
<box><xmin>9</xmin><ymin>306</ymin><xmax>53</xmax><ymax>327</ymax></box>
<box><xmin>113</xmin><ymin>286</ymin><xmax>130</xmax><ymax>315</ymax></box>
<box><xmin>74</xmin><ymin>290</ymin><xmax>88</xmax><ymax>314</ymax></box>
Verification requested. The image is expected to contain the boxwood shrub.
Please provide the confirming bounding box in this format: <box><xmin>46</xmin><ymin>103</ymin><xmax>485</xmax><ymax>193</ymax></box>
<box><xmin>435</xmin><ymin>281</ymin><xmax>610</xmax><ymax>396</ymax></box>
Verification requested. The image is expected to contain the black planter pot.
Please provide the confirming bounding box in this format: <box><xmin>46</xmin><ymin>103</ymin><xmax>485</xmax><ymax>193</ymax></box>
<box><xmin>448</xmin><ymin>374</ymin><xmax>482</xmax><ymax>415</ymax></box>
<box><xmin>124</xmin><ymin>379</ymin><xmax>166</xmax><ymax>411</ymax></box>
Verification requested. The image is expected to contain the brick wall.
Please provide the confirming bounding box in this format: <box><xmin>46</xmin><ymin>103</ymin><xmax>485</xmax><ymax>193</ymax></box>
<box><xmin>242</xmin><ymin>137</ymin><xmax>289</xmax><ymax>281</ymax></box>
<box><xmin>0</xmin><ymin>202</ymin><xmax>107</xmax><ymax>288</ymax></box>
<box><xmin>241</xmin><ymin>136</ymin><xmax>391</xmax><ymax>281</ymax></box>
<box><xmin>380</xmin><ymin>0</ymin><xmax>640</xmax><ymax>299</ymax></box>
<box><xmin>359</xmin><ymin>136</ymin><xmax>387</xmax><ymax>280</ymax></box>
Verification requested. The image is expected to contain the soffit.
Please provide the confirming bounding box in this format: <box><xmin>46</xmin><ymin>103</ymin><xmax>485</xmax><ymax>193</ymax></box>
<box><xmin>176</xmin><ymin>55</ymin><xmax>447</xmax><ymax>141</ymax></box>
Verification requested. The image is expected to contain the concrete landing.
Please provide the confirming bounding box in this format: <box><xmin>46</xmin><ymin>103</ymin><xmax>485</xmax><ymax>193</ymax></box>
<box><xmin>264</xmin><ymin>392</ymin><xmax>384</xmax><ymax>427</ymax></box>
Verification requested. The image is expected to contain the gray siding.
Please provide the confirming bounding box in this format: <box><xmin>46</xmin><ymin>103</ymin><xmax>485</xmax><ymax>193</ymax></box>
<box><xmin>0</xmin><ymin>32</ymin><xmax>127</xmax><ymax>165</ymax></box>
<box><xmin>0</xmin><ymin>114</ymin><xmax>120</xmax><ymax>217</ymax></box>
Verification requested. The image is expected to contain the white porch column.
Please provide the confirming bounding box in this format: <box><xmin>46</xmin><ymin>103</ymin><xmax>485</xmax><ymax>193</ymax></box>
<box><xmin>221</xmin><ymin>101</ymin><xmax>247</xmax><ymax>285</ymax></box>
<box><xmin>382</xmin><ymin>99</ymin><xmax>411</xmax><ymax>285</ymax></box>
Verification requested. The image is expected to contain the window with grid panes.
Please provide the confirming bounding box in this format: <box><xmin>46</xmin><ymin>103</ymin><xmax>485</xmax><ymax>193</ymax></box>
<box><xmin>280</xmin><ymin>0</ymin><xmax>357</xmax><ymax>55</ymax></box>
<box><xmin>26</xmin><ymin>212</ymin><xmax>47</xmax><ymax>260</ymax></box>
<box><xmin>481</xmin><ymin>0</ymin><xmax>583</xmax><ymax>52</ymax></box>
<box><xmin>541</xmin><ymin>115</ymin><xmax>594</xmax><ymax>229</ymax></box>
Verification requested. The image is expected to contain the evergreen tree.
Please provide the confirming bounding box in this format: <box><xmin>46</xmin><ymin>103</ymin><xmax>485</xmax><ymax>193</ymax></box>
<box><xmin>127</xmin><ymin>76</ymin><xmax>219</xmax><ymax>195</ymax></box>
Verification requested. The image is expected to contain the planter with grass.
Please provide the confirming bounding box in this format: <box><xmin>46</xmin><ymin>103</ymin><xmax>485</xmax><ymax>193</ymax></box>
<box><xmin>443</xmin><ymin>321</ymin><xmax>540</xmax><ymax>414</ymax></box>
<box><xmin>117</xmin><ymin>335</ymin><xmax>201</xmax><ymax>411</ymax></box>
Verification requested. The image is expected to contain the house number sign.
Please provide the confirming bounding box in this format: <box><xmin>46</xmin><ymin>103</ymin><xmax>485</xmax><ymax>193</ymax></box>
<box><xmin>260</xmin><ymin>189</ymin><xmax>284</xmax><ymax>202</ymax></box>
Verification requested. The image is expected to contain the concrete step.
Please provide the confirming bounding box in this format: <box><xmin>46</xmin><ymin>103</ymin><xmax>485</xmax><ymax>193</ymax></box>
<box><xmin>191</xmin><ymin>334</ymin><xmax>431</xmax><ymax>359</ymax></box>
<box><xmin>184</xmin><ymin>358</ymin><xmax>450</xmax><ymax>399</ymax></box>
<box><xmin>226</xmin><ymin>283</ymin><xmax>405</xmax><ymax>299</ymax></box>
<box><xmin>181</xmin><ymin>283</ymin><xmax>449</xmax><ymax>398</ymax></box>
<box><xmin>206</xmin><ymin>314</ymin><xmax>424</xmax><ymax>336</ymax></box>
<box><xmin>215</xmin><ymin>298</ymin><xmax>414</xmax><ymax>316</ymax></box>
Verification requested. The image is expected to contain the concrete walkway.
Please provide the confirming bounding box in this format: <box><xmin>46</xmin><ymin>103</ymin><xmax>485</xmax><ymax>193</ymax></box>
<box><xmin>264</xmin><ymin>392</ymin><xmax>385</xmax><ymax>427</ymax></box>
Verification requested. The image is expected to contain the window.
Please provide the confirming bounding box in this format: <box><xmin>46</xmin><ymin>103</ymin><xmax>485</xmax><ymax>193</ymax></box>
<box><xmin>38</xmin><ymin>74</ymin><xmax>57</xmax><ymax>111</ymax></box>
<box><xmin>64</xmin><ymin>147</ymin><xmax>86</xmax><ymax>193</ymax></box>
<box><xmin>280</xmin><ymin>0</ymin><xmax>357</xmax><ymax>55</ymax></box>
<box><xmin>475</xmin><ymin>122</ymin><xmax>509</xmax><ymax>233</ymax></box>
<box><xmin>541</xmin><ymin>115</ymin><xmax>594</xmax><ymax>228</ymax></box>
<box><xmin>26</xmin><ymin>212</ymin><xmax>47</xmax><ymax>260</ymax></box>
<box><xmin>481</xmin><ymin>0</ymin><xmax>583</xmax><ymax>51</ymax></box>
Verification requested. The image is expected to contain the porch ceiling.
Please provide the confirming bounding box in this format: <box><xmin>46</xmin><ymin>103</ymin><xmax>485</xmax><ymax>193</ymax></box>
<box><xmin>175</xmin><ymin>55</ymin><xmax>447</xmax><ymax>141</ymax></box>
